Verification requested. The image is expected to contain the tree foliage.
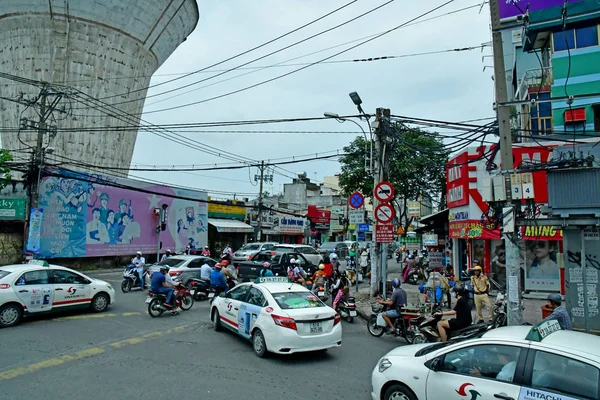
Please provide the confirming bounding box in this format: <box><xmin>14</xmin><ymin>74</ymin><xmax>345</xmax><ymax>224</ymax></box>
<box><xmin>338</xmin><ymin>124</ymin><xmax>448</xmax><ymax>231</ymax></box>
<box><xmin>0</xmin><ymin>149</ymin><xmax>13</xmax><ymax>189</ymax></box>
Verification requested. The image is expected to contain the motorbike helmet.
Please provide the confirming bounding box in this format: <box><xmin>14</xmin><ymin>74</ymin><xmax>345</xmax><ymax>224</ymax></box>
<box><xmin>345</xmin><ymin>256</ymin><xmax>350</xmax><ymax>261</ymax></box>
<box><xmin>160</xmin><ymin>265</ymin><xmax>170</xmax><ymax>273</ymax></box>
<box><xmin>136</xmin><ymin>251</ymin><xmax>142</xmax><ymax>256</ymax></box>
<box><xmin>318</xmin><ymin>264</ymin><xmax>325</xmax><ymax>270</ymax></box>
<box><xmin>474</xmin><ymin>265</ymin><xmax>483</xmax><ymax>271</ymax></box>
<box><xmin>391</xmin><ymin>278</ymin><xmax>401</xmax><ymax>288</ymax></box>
<box><xmin>205</xmin><ymin>246</ymin><xmax>209</xmax><ymax>249</ymax></box>
<box><xmin>263</xmin><ymin>262</ymin><xmax>271</xmax><ymax>269</ymax></box>
<box><xmin>547</xmin><ymin>293</ymin><xmax>562</xmax><ymax>305</ymax></box>
<box><xmin>331</xmin><ymin>254</ymin><xmax>338</xmax><ymax>260</ymax></box>
<box><xmin>221</xmin><ymin>260</ymin><xmax>229</xmax><ymax>266</ymax></box>
<box><xmin>453</xmin><ymin>284</ymin><xmax>466</xmax><ymax>296</ymax></box>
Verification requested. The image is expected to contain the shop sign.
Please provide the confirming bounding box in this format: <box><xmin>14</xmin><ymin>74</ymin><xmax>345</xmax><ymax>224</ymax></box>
<box><xmin>446</xmin><ymin>153</ymin><xmax>469</xmax><ymax>208</ymax></box>
<box><xmin>428</xmin><ymin>251</ymin><xmax>443</xmax><ymax>268</ymax></box>
<box><xmin>449</xmin><ymin>220</ymin><xmax>500</xmax><ymax>239</ymax></box>
<box><xmin>208</xmin><ymin>198</ymin><xmax>246</xmax><ymax>220</ymax></box>
<box><xmin>307</xmin><ymin>205</ymin><xmax>330</xmax><ymax>229</ymax></box>
<box><xmin>407</xmin><ymin>201</ymin><xmax>421</xmax><ymax>218</ymax></box>
<box><xmin>520</xmin><ymin>226</ymin><xmax>563</xmax><ymax>241</ymax></box>
<box><xmin>0</xmin><ymin>197</ymin><xmax>27</xmax><ymax>220</ymax></box>
<box><xmin>422</xmin><ymin>234</ymin><xmax>438</xmax><ymax>246</ymax></box>
<box><xmin>277</xmin><ymin>215</ymin><xmax>306</xmax><ymax>234</ymax></box>
<box><xmin>448</xmin><ymin>210</ymin><xmax>469</xmax><ymax>221</ymax></box>
<box><xmin>330</xmin><ymin>206</ymin><xmax>345</xmax><ymax>231</ymax></box>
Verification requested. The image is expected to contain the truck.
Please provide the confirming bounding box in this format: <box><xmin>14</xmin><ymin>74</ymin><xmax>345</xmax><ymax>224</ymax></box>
<box><xmin>234</xmin><ymin>251</ymin><xmax>318</xmax><ymax>282</ymax></box>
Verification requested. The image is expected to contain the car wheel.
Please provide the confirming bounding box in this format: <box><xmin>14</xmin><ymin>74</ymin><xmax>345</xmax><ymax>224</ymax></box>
<box><xmin>383</xmin><ymin>384</ymin><xmax>417</xmax><ymax>400</ymax></box>
<box><xmin>0</xmin><ymin>303</ymin><xmax>22</xmax><ymax>328</ymax></box>
<box><xmin>367</xmin><ymin>315</ymin><xmax>385</xmax><ymax>337</ymax></box>
<box><xmin>90</xmin><ymin>293</ymin><xmax>110</xmax><ymax>312</ymax></box>
<box><xmin>121</xmin><ymin>279</ymin><xmax>131</xmax><ymax>293</ymax></box>
<box><xmin>252</xmin><ymin>329</ymin><xmax>268</xmax><ymax>358</ymax></box>
<box><xmin>180</xmin><ymin>294</ymin><xmax>194</xmax><ymax>311</ymax></box>
<box><xmin>212</xmin><ymin>309</ymin><xmax>222</xmax><ymax>331</ymax></box>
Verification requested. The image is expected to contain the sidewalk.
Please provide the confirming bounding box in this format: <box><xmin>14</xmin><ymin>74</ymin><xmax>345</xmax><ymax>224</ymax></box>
<box><xmin>353</xmin><ymin>278</ymin><xmax>546</xmax><ymax>325</ymax></box>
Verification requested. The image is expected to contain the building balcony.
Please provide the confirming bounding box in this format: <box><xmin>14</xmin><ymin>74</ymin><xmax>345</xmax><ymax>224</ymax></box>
<box><xmin>516</xmin><ymin>67</ymin><xmax>554</xmax><ymax>101</ymax></box>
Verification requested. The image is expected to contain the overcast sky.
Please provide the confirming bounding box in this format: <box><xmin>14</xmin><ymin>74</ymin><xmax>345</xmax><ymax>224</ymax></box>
<box><xmin>131</xmin><ymin>0</ymin><xmax>495</xmax><ymax>199</ymax></box>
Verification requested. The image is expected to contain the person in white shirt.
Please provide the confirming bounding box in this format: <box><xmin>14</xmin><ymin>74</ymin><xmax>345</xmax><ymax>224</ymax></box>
<box><xmin>160</xmin><ymin>249</ymin><xmax>172</xmax><ymax>262</ymax></box>
<box><xmin>131</xmin><ymin>251</ymin><xmax>146</xmax><ymax>290</ymax></box>
<box><xmin>293</xmin><ymin>261</ymin><xmax>306</xmax><ymax>286</ymax></box>
<box><xmin>200</xmin><ymin>261</ymin><xmax>213</xmax><ymax>280</ymax></box>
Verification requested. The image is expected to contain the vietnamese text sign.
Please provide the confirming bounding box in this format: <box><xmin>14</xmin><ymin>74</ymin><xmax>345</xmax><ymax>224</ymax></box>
<box><xmin>375</xmin><ymin>224</ymin><xmax>394</xmax><ymax>243</ymax></box>
<box><xmin>407</xmin><ymin>201</ymin><xmax>421</xmax><ymax>217</ymax></box>
<box><xmin>330</xmin><ymin>206</ymin><xmax>345</xmax><ymax>231</ymax></box>
<box><xmin>26</xmin><ymin>208</ymin><xmax>43</xmax><ymax>254</ymax></box>
<box><xmin>428</xmin><ymin>251</ymin><xmax>443</xmax><ymax>268</ymax></box>
<box><xmin>422</xmin><ymin>234</ymin><xmax>438</xmax><ymax>246</ymax></box>
<box><xmin>277</xmin><ymin>215</ymin><xmax>306</xmax><ymax>234</ymax></box>
<box><xmin>520</xmin><ymin>226</ymin><xmax>563</xmax><ymax>241</ymax></box>
<box><xmin>349</xmin><ymin>209</ymin><xmax>365</xmax><ymax>225</ymax></box>
<box><xmin>0</xmin><ymin>198</ymin><xmax>26</xmax><ymax>220</ymax></box>
<box><xmin>499</xmin><ymin>0</ymin><xmax>581</xmax><ymax>20</ymax></box>
<box><xmin>208</xmin><ymin>198</ymin><xmax>246</xmax><ymax>220</ymax></box>
<box><xmin>357</xmin><ymin>223</ymin><xmax>370</xmax><ymax>233</ymax></box>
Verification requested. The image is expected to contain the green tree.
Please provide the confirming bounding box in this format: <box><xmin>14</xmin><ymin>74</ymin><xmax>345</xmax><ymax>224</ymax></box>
<box><xmin>338</xmin><ymin>124</ymin><xmax>448</xmax><ymax>232</ymax></box>
<box><xmin>0</xmin><ymin>149</ymin><xmax>13</xmax><ymax>189</ymax></box>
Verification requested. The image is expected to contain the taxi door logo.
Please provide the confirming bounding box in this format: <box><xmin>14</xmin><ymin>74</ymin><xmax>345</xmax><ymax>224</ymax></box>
<box><xmin>227</xmin><ymin>302</ymin><xmax>232</xmax><ymax>312</ymax></box>
<box><xmin>456</xmin><ymin>383</ymin><xmax>481</xmax><ymax>400</ymax></box>
<box><xmin>67</xmin><ymin>287</ymin><xmax>77</xmax><ymax>295</ymax></box>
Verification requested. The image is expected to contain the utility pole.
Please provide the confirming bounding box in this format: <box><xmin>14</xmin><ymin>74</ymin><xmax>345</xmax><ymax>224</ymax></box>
<box><xmin>31</xmin><ymin>90</ymin><xmax>47</xmax><ymax>209</ymax></box>
<box><xmin>489</xmin><ymin>0</ymin><xmax>522</xmax><ymax>325</ymax></box>
<box><xmin>379</xmin><ymin>108</ymin><xmax>391</xmax><ymax>298</ymax></box>
<box><xmin>254</xmin><ymin>161</ymin><xmax>272</xmax><ymax>241</ymax></box>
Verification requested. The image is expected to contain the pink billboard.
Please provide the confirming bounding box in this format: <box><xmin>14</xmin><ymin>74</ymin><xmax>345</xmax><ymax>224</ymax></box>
<box><xmin>38</xmin><ymin>169</ymin><xmax>208</xmax><ymax>258</ymax></box>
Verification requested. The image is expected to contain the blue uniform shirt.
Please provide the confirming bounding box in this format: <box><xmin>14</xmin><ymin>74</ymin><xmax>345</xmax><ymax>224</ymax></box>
<box><xmin>151</xmin><ymin>272</ymin><xmax>166</xmax><ymax>292</ymax></box>
<box><xmin>259</xmin><ymin>269</ymin><xmax>274</xmax><ymax>277</ymax></box>
<box><xmin>210</xmin><ymin>269</ymin><xmax>228</xmax><ymax>290</ymax></box>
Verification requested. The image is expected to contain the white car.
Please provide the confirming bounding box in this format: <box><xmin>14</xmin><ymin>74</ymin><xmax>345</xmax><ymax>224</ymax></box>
<box><xmin>233</xmin><ymin>242</ymin><xmax>278</xmax><ymax>262</ymax></box>
<box><xmin>210</xmin><ymin>276</ymin><xmax>342</xmax><ymax>357</ymax></box>
<box><xmin>272</xmin><ymin>244</ymin><xmax>323</xmax><ymax>266</ymax></box>
<box><xmin>0</xmin><ymin>260</ymin><xmax>116</xmax><ymax>328</ymax></box>
<box><xmin>145</xmin><ymin>255</ymin><xmax>218</xmax><ymax>285</ymax></box>
<box><xmin>371</xmin><ymin>320</ymin><xmax>600</xmax><ymax>400</ymax></box>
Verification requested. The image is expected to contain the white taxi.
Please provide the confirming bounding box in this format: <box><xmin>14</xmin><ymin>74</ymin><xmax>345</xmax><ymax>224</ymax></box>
<box><xmin>371</xmin><ymin>320</ymin><xmax>600</xmax><ymax>400</ymax></box>
<box><xmin>0</xmin><ymin>260</ymin><xmax>116</xmax><ymax>328</ymax></box>
<box><xmin>210</xmin><ymin>276</ymin><xmax>342</xmax><ymax>357</ymax></box>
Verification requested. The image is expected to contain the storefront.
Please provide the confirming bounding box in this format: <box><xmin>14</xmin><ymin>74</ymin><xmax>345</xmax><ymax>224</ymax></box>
<box><xmin>207</xmin><ymin>199</ymin><xmax>252</xmax><ymax>254</ymax></box>
<box><xmin>446</xmin><ymin>144</ymin><xmax>563</xmax><ymax>293</ymax></box>
<box><xmin>307</xmin><ymin>205</ymin><xmax>331</xmax><ymax>244</ymax></box>
<box><xmin>0</xmin><ymin>195</ymin><xmax>27</xmax><ymax>264</ymax></box>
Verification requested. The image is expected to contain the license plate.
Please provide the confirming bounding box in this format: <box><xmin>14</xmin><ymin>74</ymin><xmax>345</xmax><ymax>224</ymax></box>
<box><xmin>318</xmin><ymin>291</ymin><xmax>325</xmax><ymax>297</ymax></box>
<box><xmin>350</xmin><ymin>311</ymin><xmax>357</xmax><ymax>317</ymax></box>
<box><xmin>208</xmin><ymin>292</ymin><xmax>215</xmax><ymax>298</ymax></box>
<box><xmin>145</xmin><ymin>297</ymin><xmax>152</xmax><ymax>304</ymax></box>
<box><xmin>190</xmin><ymin>289</ymin><xmax>195</xmax><ymax>296</ymax></box>
<box><xmin>310</xmin><ymin>322</ymin><xmax>323</xmax><ymax>334</ymax></box>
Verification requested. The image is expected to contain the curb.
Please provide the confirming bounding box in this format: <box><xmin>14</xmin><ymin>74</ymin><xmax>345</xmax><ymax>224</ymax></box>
<box><xmin>356</xmin><ymin>307</ymin><xmax>370</xmax><ymax>321</ymax></box>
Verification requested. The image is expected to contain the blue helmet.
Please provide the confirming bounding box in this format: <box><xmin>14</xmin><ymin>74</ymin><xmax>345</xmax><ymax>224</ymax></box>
<box><xmin>391</xmin><ymin>278</ymin><xmax>401</xmax><ymax>288</ymax></box>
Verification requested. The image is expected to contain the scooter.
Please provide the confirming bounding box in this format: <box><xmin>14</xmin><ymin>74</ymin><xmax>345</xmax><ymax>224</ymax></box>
<box><xmin>411</xmin><ymin>313</ymin><xmax>490</xmax><ymax>344</ymax></box>
<box><xmin>146</xmin><ymin>280</ymin><xmax>194</xmax><ymax>317</ymax></box>
<box><xmin>367</xmin><ymin>303</ymin><xmax>425</xmax><ymax>344</ymax></box>
<box><xmin>313</xmin><ymin>284</ymin><xmax>328</xmax><ymax>302</ymax></box>
<box><xmin>336</xmin><ymin>296</ymin><xmax>357</xmax><ymax>323</ymax></box>
<box><xmin>121</xmin><ymin>265</ymin><xmax>147</xmax><ymax>293</ymax></box>
<box><xmin>187</xmin><ymin>277</ymin><xmax>211</xmax><ymax>300</ymax></box>
<box><xmin>405</xmin><ymin>266</ymin><xmax>421</xmax><ymax>285</ymax></box>
<box><xmin>491</xmin><ymin>291</ymin><xmax>507</xmax><ymax>328</ymax></box>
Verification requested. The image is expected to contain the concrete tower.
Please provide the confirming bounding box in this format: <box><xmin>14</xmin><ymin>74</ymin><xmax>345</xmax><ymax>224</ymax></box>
<box><xmin>0</xmin><ymin>0</ymin><xmax>199</xmax><ymax>172</ymax></box>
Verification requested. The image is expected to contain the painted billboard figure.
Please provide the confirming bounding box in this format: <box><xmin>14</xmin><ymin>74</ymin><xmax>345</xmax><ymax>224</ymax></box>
<box><xmin>118</xmin><ymin>214</ymin><xmax>141</xmax><ymax>244</ymax></box>
<box><xmin>86</xmin><ymin>208</ymin><xmax>109</xmax><ymax>244</ymax></box>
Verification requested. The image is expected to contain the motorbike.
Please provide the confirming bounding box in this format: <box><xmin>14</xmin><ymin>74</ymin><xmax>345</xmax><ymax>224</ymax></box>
<box><xmin>313</xmin><ymin>284</ymin><xmax>328</xmax><ymax>302</ymax></box>
<box><xmin>336</xmin><ymin>296</ymin><xmax>357</xmax><ymax>323</ymax></box>
<box><xmin>411</xmin><ymin>313</ymin><xmax>490</xmax><ymax>344</ymax></box>
<box><xmin>187</xmin><ymin>277</ymin><xmax>211</xmax><ymax>300</ymax></box>
<box><xmin>405</xmin><ymin>266</ymin><xmax>422</xmax><ymax>285</ymax></box>
<box><xmin>147</xmin><ymin>280</ymin><xmax>194</xmax><ymax>317</ymax></box>
<box><xmin>491</xmin><ymin>291</ymin><xmax>507</xmax><ymax>328</ymax></box>
<box><xmin>367</xmin><ymin>303</ymin><xmax>424</xmax><ymax>343</ymax></box>
<box><xmin>121</xmin><ymin>265</ymin><xmax>147</xmax><ymax>293</ymax></box>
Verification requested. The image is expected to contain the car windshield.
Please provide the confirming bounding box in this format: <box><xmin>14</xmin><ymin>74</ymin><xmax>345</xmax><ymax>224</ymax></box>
<box><xmin>271</xmin><ymin>291</ymin><xmax>325</xmax><ymax>309</ymax></box>
<box><xmin>273</xmin><ymin>246</ymin><xmax>294</xmax><ymax>253</ymax></box>
<box><xmin>0</xmin><ymin>270</ymin><xmax>11</xmax><ymax>279</ymax></box>
<box><xmin>414</xmin><ymin>341</ymin><xmax>454</xmax><ymax>357</ymax></box>
<box><xmin>240</xmin><ymin>244</ymin><xmax>260</xmax><ymax>251</ymax></box>
<box><xmin>319</xmin><ymin>243</ymin><xmax>338</xmax><ymax>250</ymax></box>
<box><xmin>252</xmin><ymin>253</ymin><xmax>281</xmax><ymax>263</ymax></box>
<box><xmin>157</xmin><ymin>258</ymin><xmax>186</xmax><ymax>267</ymax></box>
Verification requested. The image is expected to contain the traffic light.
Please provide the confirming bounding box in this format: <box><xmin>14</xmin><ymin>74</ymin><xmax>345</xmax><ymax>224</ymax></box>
<box><xmin>161</xmin><ymin>223</ymin><xmax>166</xmax><ymax>231</ymax></box>
<box><xmin>153</xmin><ymin>208</ymin><xmax>160</xmax><ymax>216</ymax></box>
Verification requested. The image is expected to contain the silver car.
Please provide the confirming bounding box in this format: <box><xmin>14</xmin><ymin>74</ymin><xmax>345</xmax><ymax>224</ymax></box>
<box><xmin>232</xmin><ymin>242</ymin><xmax>278</xmax><ymax>262</ymax></box>
<box><xmin>272</xmin><ymin>244</ymin><xmax>324</xmax><ymax>266</ymax></box>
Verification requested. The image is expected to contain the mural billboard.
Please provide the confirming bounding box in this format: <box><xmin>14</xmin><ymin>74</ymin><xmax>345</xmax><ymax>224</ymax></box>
<box><xmin>38</xmin><ymin>169</ymin><xmax>208</xmax><ymax>258</ymax></box>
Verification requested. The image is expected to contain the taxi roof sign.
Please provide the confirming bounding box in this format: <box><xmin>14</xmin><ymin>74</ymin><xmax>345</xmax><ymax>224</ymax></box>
<box><xmin>254</xmin><ymin>277</ymin><xmax>291</xmax><ymax>284</ymax></box>
<box><xmin>525</xmin><ymin>319</ymin><xmax>562</xmax><ymax>342</ymax></box>
<box><xmin>28</xmin><ymin>260</ymin><xmax>49</xmax><ymax>267</ymax></box>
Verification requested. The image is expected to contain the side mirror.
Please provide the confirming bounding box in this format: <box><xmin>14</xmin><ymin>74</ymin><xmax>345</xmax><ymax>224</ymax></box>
<box><xmin>426</xmin><ymin>358</ymin><xmax>441</xmax><ymax>372</ymax></box>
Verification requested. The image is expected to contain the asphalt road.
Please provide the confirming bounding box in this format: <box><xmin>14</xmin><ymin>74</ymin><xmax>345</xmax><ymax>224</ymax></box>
<box><xmin>0</xmin><ymin>270</ymin><xmax>407</xmax><ymax>400</ymax></box>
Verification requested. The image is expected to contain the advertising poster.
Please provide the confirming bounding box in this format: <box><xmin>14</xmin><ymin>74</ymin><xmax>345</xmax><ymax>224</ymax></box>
<box><xmin>26</xmin><ymin>208</ymin><xmax>43</xmax><ymax>254</ymax></box>
<box><xmin>38</xmin><ymin>169</ymin><xmax>208</xmax><ymax>258</ymax></box>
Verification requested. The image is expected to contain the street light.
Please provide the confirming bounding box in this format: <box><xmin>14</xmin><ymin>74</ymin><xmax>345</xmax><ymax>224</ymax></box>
<box><xmin>349</xmin><ymin>92</ymin><xmax>365</xmax><ymax>115</ymax></box>
<box><xmin>324</xmin><ymin>112</ymin><xmax>372</xmax><ymax>173</ymax></box>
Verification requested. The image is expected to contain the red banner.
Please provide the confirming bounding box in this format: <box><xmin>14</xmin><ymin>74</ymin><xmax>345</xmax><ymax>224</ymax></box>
<box><xmin>520</xmin><ymin>226</ymin><xmax>563</xmax><ymax>241</ymax></box>
<box><xmin>449</xmin><ymin>220</ymin><xmax>500</xmax><ymax>240</ymax></box>
<box><xmin>307</xmin><ymin>205</ymin><xmax>330</xmax><ymax>224</ymax></box>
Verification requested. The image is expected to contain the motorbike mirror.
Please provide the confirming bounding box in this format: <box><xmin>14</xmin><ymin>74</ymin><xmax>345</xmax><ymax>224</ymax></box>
<box><xmin>425</xmin><ymin>358</ymin><xmax>441</xmax><ymax>372</ymax></box>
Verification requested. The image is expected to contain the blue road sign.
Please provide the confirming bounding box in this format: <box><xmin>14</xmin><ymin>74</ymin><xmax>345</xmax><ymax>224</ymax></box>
<box><xmin>349</xmin><ymin>192</ymin><xmax>364</xmax><ymax>209</ymax></box>
<box><xmin>357</xmin><ymin>232</ymin><xmax>365</xmax><ymax>241</ymax></box>
<box><xmin>358</xmin><ymin>224</ymin><xmax>370</xmax><ymax>233</ymax></box>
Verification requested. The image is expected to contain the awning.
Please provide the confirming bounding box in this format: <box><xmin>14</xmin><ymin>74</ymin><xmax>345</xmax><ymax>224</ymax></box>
<box><xmin>208</xmin><ymin>218</ymin><xmax>254</xmax><ymax>233</ymax></box>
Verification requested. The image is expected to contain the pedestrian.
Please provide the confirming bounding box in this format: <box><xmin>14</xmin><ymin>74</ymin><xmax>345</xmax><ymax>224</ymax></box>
<box><xmin>543</xmin><ymin>293</ymin><xmax>572</xmax><ymax>330</ymax></box>
<box><xmin>471</xmin><ymin>265</ymin><xmax>492</xmax><ymax>323</ymax></box>
<box><xmin>359</xmin><ymin>250</ymin><xmax>369</xmax><ymax>278</ymax></box>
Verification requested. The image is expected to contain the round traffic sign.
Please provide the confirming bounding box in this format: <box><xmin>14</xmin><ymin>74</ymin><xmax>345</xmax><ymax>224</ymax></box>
<box><xmin>374</xmin><ymin>203</ymin><xmax>395</xmax><ymax>224</ymax></box>
<box><xmin>349</xmin><ymin>192</ymin><xmax>364</xmax><ymax>209</ymax></box>
<box><xmin>374</xmin><ymin>181</ymin><xmax>395</xmax><ymax>202</ymax></box>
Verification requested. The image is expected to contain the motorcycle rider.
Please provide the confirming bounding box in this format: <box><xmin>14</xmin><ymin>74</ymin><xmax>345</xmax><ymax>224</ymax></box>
<box><xmin>543</xmin><ymin>293</ymin><xmax>572</xmax><ymax>330</ymax></box>
<box><xmin>333</xmin><ymin>285</ymin><xmax>350</xmax><ymax>310</ymax></box>
<box><xmin>471</xmin><ymin>265</ymin><xmax>492</xmax><ymax>323</ymax></box>
<box><xmin>345</xmin><ymin>256</ymin><xmax>357</xmax><ymax>286</ymax></box>
<box><xmin>200</xmin><ymin>260</ymin><xmax>213</xmax><ymax>280</ymax></box>
<box><xmin>331</xmin><ymin>271</ymin><xmax>350</xmax><ymax>301</ymax></box>
<box><xmin>131</xmin><ymin>251</ymin><xmax>146</xmax><ymax>291</ymax></box>
<box><xmin>201</xmin><ymin>246</ymin><xmax>211</xmax><ymax>257</ymax></box>
<box><xmin>220</xmin><ymin>260</ymin><xmax>237</xmax><ymax>288</ymax></box>
<box><xmin>330</xmin><ymin>253</ymin><xmax>340</xmax><ymax>273</ymax></box>
<box><xmin>259</xmin><ymin>262</ymin><xmax>274</xmax><ymax>277</ymax></box>
<box><xmin>312</xmin><ymin>264</ymin><xmax>327</xmax><ymax>290</ymax></box>
<box><xmin>151</xmin><ymin>265</ymin><xmax>177</xmax><ymax>312</ymax></box>
<box><xmin>377</xmin><ymin>278</ymin><xmax>407</xmax><ymax>334</ymax></box>
<box><xmin>292</xmin><ymin>259</ymin><xmax>306</xmax><ymax>286</ymax></box>
<box><xmin>436</xmin><ymin>284</ymin><xmax>473</xmax><ymax>342</ymax></box>
<box><xmin>160</xmin><ymin>249</ymin><xmax>172</xmax><ymax>262</ymax></box>
<box><xmin>210</xmin><ymin>264</ymin><xmax>229</xmax><ymax>295</ymax></box>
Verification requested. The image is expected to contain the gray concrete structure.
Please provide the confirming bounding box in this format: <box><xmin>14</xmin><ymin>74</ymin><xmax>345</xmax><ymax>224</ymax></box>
<box><xmin>0</xmin><ymin>0</ymin><xmax>199</xmax><ymax>172</ymax></box>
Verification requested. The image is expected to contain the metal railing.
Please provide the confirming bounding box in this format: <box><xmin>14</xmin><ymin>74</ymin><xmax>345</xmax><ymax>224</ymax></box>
<box><xmin>516</xmin><ymin>67</ymin><xmax>553</xmax><ymax>100</ymax></box>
